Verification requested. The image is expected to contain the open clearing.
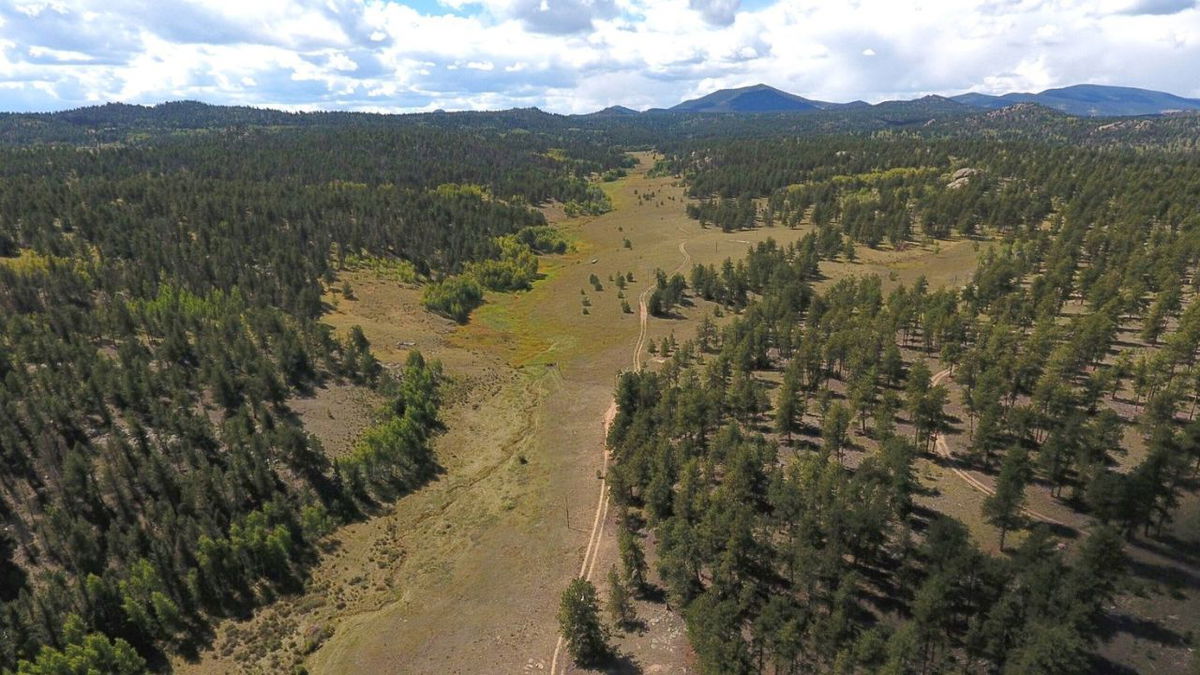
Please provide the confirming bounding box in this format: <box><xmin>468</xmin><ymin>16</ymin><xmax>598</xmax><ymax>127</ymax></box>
<box><xmin>176</xmin><ymin>152</ymin><xmax>1197</xmax><ymax>675</ymax></box>
<box><xmin>174</xmin><ymin>154</ymin><xmax>812</xmax><ymax>673</ymax></box>
<box><xmin>310</xmin><ymin>154</ymin><xmax>816</xmax><ymax>674</ymax></box>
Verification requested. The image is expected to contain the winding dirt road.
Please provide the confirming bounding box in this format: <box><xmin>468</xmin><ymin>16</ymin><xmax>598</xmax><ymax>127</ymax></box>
<box><xmin>549</xmin><ymin>238</ymin><xmax>693</xmax><ymax>674</ymax></box>
<box><xmin>930</xmin><ymin>368</ymin><xmax>1071</xmax><ymax>529</ymax></box>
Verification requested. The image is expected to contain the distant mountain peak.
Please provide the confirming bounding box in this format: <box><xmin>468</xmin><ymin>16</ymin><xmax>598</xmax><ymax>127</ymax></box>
<box><xmin>670</xmin><ymin>84</ymin><xmax>824</xmax><ymax>113</ymax></box>
<box><xmin>659</xmin><ymin>82</ymin><xmax>1199</xmax><ymax>118</ymax></box>
<box><xmin>593</xmin><ymin>105</ymin><xmax>639</xmax><ymax>115</ymax></box>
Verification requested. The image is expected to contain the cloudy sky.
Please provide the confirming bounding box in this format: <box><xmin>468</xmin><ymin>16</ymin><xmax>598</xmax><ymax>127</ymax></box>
<box><xmin>1</xmin><ymin>0</ymin><xmax>1198</xmax><ymax>113</ymax></box>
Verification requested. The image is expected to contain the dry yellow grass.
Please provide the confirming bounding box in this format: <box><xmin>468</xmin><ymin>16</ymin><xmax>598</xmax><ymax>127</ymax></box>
<box><xmin>817</xmin><ymin>236</ymin><xmax>983</xmax><ymax>293</ymax></box>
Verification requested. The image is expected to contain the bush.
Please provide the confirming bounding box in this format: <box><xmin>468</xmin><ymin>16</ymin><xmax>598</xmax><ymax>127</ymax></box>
<box><xmin>466</xmin><ymin>258</ymin><xmax>535</xmax><ymax>292</ymax></box>
<box><xmin>465</xmin><ymin>235</ymin><xmax>539</xmax><ymax>291</ymax></box>
<box><xmin>515</xmin><ymin>225</ymin><xmax>569</xmax><ymax>254</ymax></box>
<box><xmin>422</xmin><ymin>276</ymin><xmax>484</xmax><ymax>323</ymax></box>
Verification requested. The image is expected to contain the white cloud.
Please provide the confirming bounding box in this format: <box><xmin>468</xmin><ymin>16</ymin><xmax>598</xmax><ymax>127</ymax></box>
<box><xmin>689</xmin><ymin>0</ymin><xmax>740</xmax><ymax>26</ymax></box>
<box><xmin>463</xmin><ymin>0</ymin><xmax>618</xmax><ymax>34</ymax></box>
<box><xmin>27</xmin><ymin>45</ymin><xmax>96</xmax><ymax>62</ymax></box>
<box><xmin>327</xmin><ymin>52</ymin><xmax>358</xmax><ymax>71</ymax></box>
<box><xmin>0</xmin><ymin>0</ymin><xmax>1197</xmax><ymax>113</ymax></box>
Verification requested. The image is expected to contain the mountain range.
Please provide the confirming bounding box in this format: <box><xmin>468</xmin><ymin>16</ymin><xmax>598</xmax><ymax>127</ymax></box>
<box><xmin>631</xmin><ymin>83</ymin><xmax>1200</xmax><ymax>117</ymax></box>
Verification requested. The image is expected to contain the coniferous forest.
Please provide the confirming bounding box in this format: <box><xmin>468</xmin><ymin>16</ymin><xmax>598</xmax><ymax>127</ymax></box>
<box><xmin>602</xmin><ymin>113</ymin><xmax>1200</xmax><ymax>672</ymax></box>
<box><xmin>0</xmin><ymin>113</ymin><xmax>627</xmax><ymax>671</ymax></box>
<box><xmin>2</xmin><ymin>101</ymin><xmax>1200</xmax><ymax>673</ymax></box>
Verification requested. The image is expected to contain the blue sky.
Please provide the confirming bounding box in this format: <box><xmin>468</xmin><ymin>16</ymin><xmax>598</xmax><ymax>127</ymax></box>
<box><xmin>1</xmin><ymin>0</ymin><xmax>1198</xmax><ymax>113</ymax></box>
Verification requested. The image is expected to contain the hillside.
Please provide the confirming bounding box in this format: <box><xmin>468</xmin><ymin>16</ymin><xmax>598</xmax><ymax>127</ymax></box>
<box><xmin>951</xmin><ymin>84</ymin><xmax>1200</xmax><ymax>116</ymax></box>
<box><xmin>668</xmin><ymin>83</ymin><xmax>829</xmax><ymax>113</ymax></box>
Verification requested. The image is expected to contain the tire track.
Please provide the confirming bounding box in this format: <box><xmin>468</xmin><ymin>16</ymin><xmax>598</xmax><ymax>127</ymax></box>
<box><xmin>930</xmin><ymin>368</ymin><xmax>1072</xmax><ymax>529</ymax></box>
<box><xmin>550</xmin><ymin>237</ymin><xmax>692</xmax><ymax>674</ymax></box>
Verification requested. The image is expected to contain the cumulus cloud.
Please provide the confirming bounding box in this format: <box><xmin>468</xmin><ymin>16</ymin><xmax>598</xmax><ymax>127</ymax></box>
<box><xmin>689</xmin><ymin>0</ymin><xmax>740</xmax><ymax>26</ymax></box>
<box><xmin>1120</xmin><ymin>0</ymin><xmax>1196</xmax><ymax>15</ymax></box>
<box><xmin>0</xmin><ymin>0</ymin><xmax>1197</xmax><ymax>113</ymax></box>
<box><xmin>459</xmin><ymin>0</ymin><xmax>617</xmax><ymax>33</ymax></box>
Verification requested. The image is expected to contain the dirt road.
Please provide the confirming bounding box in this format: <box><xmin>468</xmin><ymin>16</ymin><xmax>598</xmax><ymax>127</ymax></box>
<box><xmin>550</xmin><ymin>238</ymin><xmax>692</xmax><ymax>674</ymax></box>
<box><xmin>930</xmin><ymin>368</ymin><xmax>1071</xmax><ymax>528</ymax></box>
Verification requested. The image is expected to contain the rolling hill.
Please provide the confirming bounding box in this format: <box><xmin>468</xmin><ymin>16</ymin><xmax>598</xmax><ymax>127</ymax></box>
<box><xmin>950</xmin><ymin>84</ymin><xmax>1200</xmax><ymax>116</ymax></box>
<box><xmin>594</xmin><ymin>83</ymin><xmax>1200</xmax><ymax>118</ymax></box>
<box><xmin>667</xmin><ymin>83</ymin><xmax>836</xmax><ymax>113</ymax></box>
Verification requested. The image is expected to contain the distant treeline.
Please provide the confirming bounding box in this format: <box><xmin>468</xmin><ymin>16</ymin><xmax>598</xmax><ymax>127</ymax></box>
<box><xmin>667</xmin><ymin>135</ymin><xmax>1200</xmax><ymax>246</ymax></box>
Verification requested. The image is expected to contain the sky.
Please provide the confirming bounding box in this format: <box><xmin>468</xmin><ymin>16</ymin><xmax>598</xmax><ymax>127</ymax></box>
<box><xmin>1</xmin><ymin>0</ymin><xmax>1198</xmax><ymax>114</ymax></box>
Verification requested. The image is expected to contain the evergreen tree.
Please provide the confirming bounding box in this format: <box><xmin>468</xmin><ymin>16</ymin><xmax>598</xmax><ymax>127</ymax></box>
<box><xmin>606</xmin><ymin>565</ymin><xmax>635</xmax><ymax>629</ymax></box>
<box><xmin>558</xmin><ymin>578</ymin><xmax>609</xmax><ymax>666</ymax></box>
<box><xmin>618</xmin><ymin>526</ymin><xmax>648</xmax><ymax>593</ymax></box>
<box><xmin>983</xmin><ymin>446</ymin><xmax>1030</xmax><ymax>550</ymax></box>
<box><xmin>774</xmin><ymin>370</ymin><xmax>804</xmax><ymax>443</ymax></box>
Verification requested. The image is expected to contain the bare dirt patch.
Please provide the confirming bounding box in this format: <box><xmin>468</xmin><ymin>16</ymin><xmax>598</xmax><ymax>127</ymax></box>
<box><xmin>289</xmin><ymin>383</ymin><xmax>384</xmax><ymax>459</ymax></box>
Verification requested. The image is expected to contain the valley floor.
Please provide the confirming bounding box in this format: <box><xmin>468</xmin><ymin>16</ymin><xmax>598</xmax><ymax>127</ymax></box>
<box><xmin>174</xmin><ymin>155</ymin><xmax>811</xmax><ymax>673</ymax></box>
<box><xmin>176</xmin><ymin>153</ymin><xmax>1198</xmax><ymax>675</ymax></box>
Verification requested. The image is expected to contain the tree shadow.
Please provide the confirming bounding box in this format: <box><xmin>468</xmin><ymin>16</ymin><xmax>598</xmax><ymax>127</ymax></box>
<box><xmin>908</xmin><ymin>504</ymin><xmax>941</xmax><ymax>533</ymax></box>
<box><xmin>1085</xmin><ymin>652</ymin><xmax>1141</xmax><ymax>675</ymax></box>
<box><xmin>637</xmin><ymin>583</ymin><xmax>668</xmax><ymax>606</ymax></box>
<box><xmin>619</xmin><ymin>617</ymin><xmax>650</xmax><ymax>636</ymax></box>
<box><xmin>141</xmin><ymin>646</ymin><xmax>177</xmax><ymax>673</ymax></box>
<box><xmin>1097</xmin><ymin>611</ymin><xmax>1189</xmax><ymax>648</ymax></box>
<box><xmin>1037</xmin><ymin>521</ymin><xmax>1083</xmax><ymax>540</ymax></box>
<box><xmin>1128</xmin><ymin>534</ymin><xmax>1200</xmax><ymax>569</ymax></box>
<box><xmin>1125</xmin><ymin>556</ymin><xmax>1200</xmax><ymax>592</ymax></box>
<box><xmin>595</xmin><ymin>650</ymin><xmax>643</xmax><ymax>674</ymax></box>
<box><xmin>856</xmin><ymin>561</ymin><xmax>909</xmax><ymax>615</ymax></box>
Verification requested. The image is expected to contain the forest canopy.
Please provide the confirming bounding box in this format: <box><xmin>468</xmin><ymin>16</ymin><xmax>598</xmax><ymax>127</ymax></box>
<box><xmin>4</xmin><ymin>100</ymin><xmax>1200</xmax><ymax>672</ymax></box>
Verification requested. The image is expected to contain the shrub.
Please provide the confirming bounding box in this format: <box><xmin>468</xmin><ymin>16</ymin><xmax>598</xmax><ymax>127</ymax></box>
<box><xmin>422</xmin><ymin>276</ymin><xmax>483</xmax><ymax>323</ymax></box>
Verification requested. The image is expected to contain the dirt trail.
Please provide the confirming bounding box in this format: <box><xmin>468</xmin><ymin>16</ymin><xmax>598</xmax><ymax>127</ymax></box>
<box><xmin>930</xmin><ymin>368</ymin><xmax>1072</xmax><ymax>529</ymax></box>
<box><xmin>548</xmin><ymin>402</ymin><xmax>615</xmax><ymax>675</ymax></box>
<box><xmin>551</xmin><ymin>238</ymin><xmax>693</xmax><ymax>674</ymax></box>
<box><xmin>633</xmin><ymin>239</ymin><xmax>693</xmax><ymax>370</ymax></box>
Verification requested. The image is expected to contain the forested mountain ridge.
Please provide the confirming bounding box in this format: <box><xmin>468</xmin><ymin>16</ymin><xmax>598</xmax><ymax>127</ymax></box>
<box><xmin>662</xmin><ymin>82</ymin><xmax>1200</xmax><ymax>116</ymax></box>
<box><xmin>951</xmin><ymin>83</ymin><xmax>1200</xmax><ymax>116</ymax></box>
<box><xmin>6</xmin><ymin>96</ymin><xmax>1200</xmax><ymax>151</ymax></box>
<box><xmin>666</xmin><ymin>84</ymin><xmax>832</xmax><ymax>113</ymax></box>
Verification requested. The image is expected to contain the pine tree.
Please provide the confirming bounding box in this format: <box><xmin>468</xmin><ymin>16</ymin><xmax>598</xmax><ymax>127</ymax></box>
<box><xmin>822</xmin><ymin>402</ymin><xmax>852</xmax><ymax>462</ymax></box>
<box><xmin>983</xmin><ymin>446</ymin><xmax>1029</xmax><ymax>551</ymax></box>
<box><xmin>774</xmin><ymin>372</ymin><xmax>803</xmax><ymax>443</ymax></box>
<box><xmin>558</xmin><ymin>578</ymin><xmax>608</xmax><ymax>666</ymax></box>
<box><xmin>606</xmin><ymin>565</ymin><xmax>635</xmax><ymax>629</ymax></box>
<box><xmin>618</xmin><ymin>526</ymin><xmax>648</xmax><ymax>593</ymax></box>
